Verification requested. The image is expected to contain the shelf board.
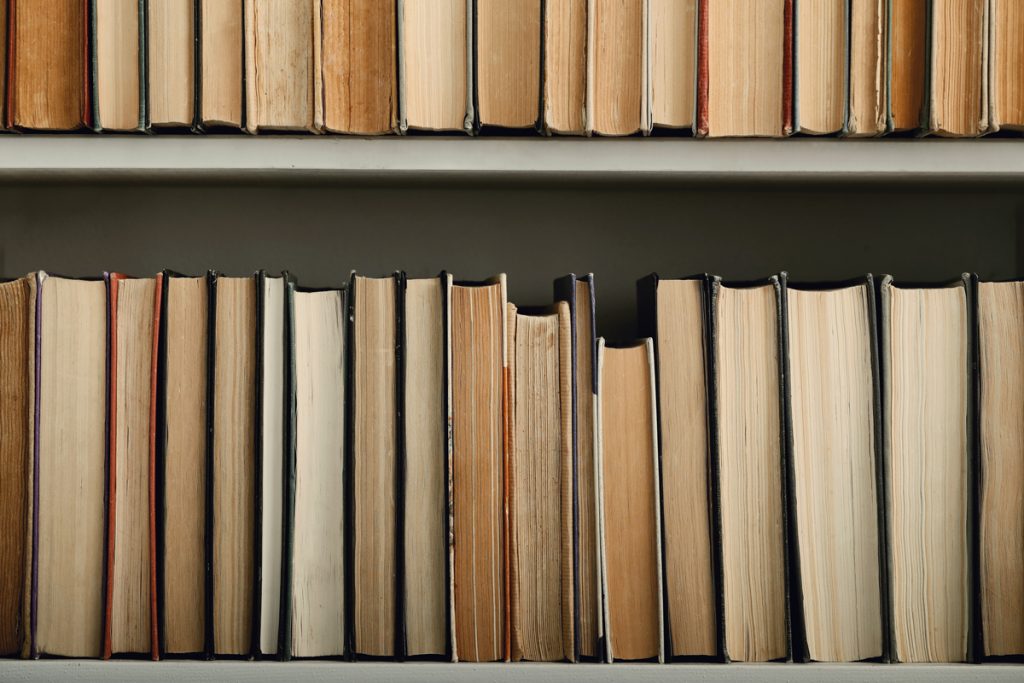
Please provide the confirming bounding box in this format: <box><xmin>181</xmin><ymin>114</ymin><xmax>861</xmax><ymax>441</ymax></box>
<box><xmin>0</xmin><ymin>136</ymin><xmax>1022</xmax><ymax>184</ymax></box>
<box><xmin>2</xmin><ymin>661</ymin><xmax>1023</xmax><ymax>683</ymax></box>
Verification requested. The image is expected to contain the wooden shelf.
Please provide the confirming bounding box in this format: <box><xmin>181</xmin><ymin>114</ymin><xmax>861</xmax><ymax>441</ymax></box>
<box><xmin>0</xmin><ymin>136</ymin><xmax>1022</xmax><ymax>183</ymax></box>
<box><xmin>2</xmin><ymin>661</ymin><xmax>1022</xmax><ymax>683</ymax></box>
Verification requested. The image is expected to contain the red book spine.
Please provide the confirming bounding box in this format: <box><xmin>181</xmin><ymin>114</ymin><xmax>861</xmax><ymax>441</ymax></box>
<box><xmin>81</xmin><ymin>0</ymin><xmax>91</xmax><ymax>128</ymax></box>
<box><xmin>696</xmin><ymin>0</ymin><xmax>709</xmax><ymax>136</ymax></box>
<box><xmin>782</xmin><ymin>0</ymin><xmax>794</xmax><ymax>135</ymax></box>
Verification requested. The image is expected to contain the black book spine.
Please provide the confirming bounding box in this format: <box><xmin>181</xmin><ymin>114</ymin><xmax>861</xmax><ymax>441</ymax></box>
<box><xmin>250</xmin><ymin>271</ymin><xmax>266</xmax><ymax>658</ymax></box>
<box><xmin>394</xmin><ymin>272</ymin><xmax>408</xmax><ymax>661</ymax></box>
<box><xmin>154</xmin><ymin>271</ymin><xmax>171</xmax><ymax>657</ymax></box>
<box><xmin>203</xmin><ymin>271</ymin><xmax>217</xmax><ymax>659</ymax></box>
<box><xmin>343</xmin><ymin>279</ymin><xmax>356</xmax><ymax>661</ymax></box>
<box><xmin>278</xmin><ymin>278</ymin><xmax>297</xmax><ymax>661</ymax></box>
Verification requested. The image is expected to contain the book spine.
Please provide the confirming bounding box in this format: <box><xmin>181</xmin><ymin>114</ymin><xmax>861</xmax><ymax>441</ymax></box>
<box><xmin>102</xmin><ymin>273</ymin><xmax>119</xmax><ymax>661</ymax></box>
<box><xmin>696</xmin><ymin>0</ymin><xmax>708</xmax><ymax>136</ymax></box>
<box><xmin>148</xmin><ymin>274</ymin><xmax>162</xmax><ymax>660</ymax></box>
<box><xmin>782</xmin><ymin>0</ymin><xmax>794</xmax><ymax>135</ymax></box>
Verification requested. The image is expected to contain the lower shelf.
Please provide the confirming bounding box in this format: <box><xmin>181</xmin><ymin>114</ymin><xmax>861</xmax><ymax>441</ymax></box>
<box><xmin>2</xmin><ymin>661</ymin><xmax>1021</xmax><ymax>682</ymax></box>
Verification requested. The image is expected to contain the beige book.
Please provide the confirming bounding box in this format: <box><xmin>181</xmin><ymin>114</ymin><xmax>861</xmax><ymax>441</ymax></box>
<box><xmin>595</xmin><ymin>339</ymin><xmax>662</xmax><ymax>662</ymax></box>
<box><xmin>990</xmin><ymin>0</ymin><xmax>1024</xmax><ymax>131</ymax></box>
<box><xmin>976</xmin><ymin>281</ymin><xmax>1024</xmax><ymax>657</ymax></box>
<box><xmin>477</xmin><ymin>0</ymin><xmax>541</xmax><ymax>129</ymax></box>
<box><xmin>928</xmin><ymin>0</ymin><xmax>989</xmax><ymax>136</ymax></box>
<box><xmin>543</xmin><ymin>0</ymin><xmax>587</xmax><ymax>134</ymax></box>
<box><xmin>881</xmin><ymin>277</ymin><xmax>969</xmax><ymax>663</ymax></box>
<box><xmin>290</xmin><ymin>287</ymin><xmax>346</xmax><ymax>658</ymax></box>
<box><xmin>34</xmin><ymin>274</ymin><xmax>107</xmax><ymax>658</ymax></box>
<box><xmin>399</xmin><ymin>0</ymin><xmax>473</xmax><ymax>133</ymax></box>
<box><xmin>507</xmin><ymin>304</ymin><xmax>574</xmax><ymax>662</ymax></box>
<box><xmin>795</xmin><ymin>0</ymin><xmax>845</xmax><ymax>134</ymax></box>
<box><xmin>95</xmin><ymin>0</ymin><xmax>143</xmax><ymax>131</ymax></box>
<box><xmin>786</xmin><ymin>281</ymin><xmax>883</xmax><ymax>662</ymax></box>
<box><xmin>199</xmin><ymin>0</ymin><xmax>243</xmax><ymax>127</ymax></box>
<box><xmin>847</xmin><ymin>0</ymin><xmax>886</xmax><ymax>136</ymax></box>
<box><xmin>162</xmin><ymin>275</ymin><xmax>208</xmax><ymax>655</ymax></box>
<box><xmin>714</xmin><ymin>279</ymin><xmax>787</xmax><ymax>662</ymax></box>
<box><xmin>212</xmin><ymin>276</ymin><xmax>256</xmax><ymax>655</ymax></box>
<box><xmin>149</xmin><ymin>0</ymin><xmax>195</xmax><ymax>127</ymax></box>
<box><xmin>403</xmin><ymin>276</ymin><xmax>450</xmax><ymax>657</ymax></box>
<box><xmin>587</xmin><ymin>0</ymin><xmax>648</xmax><ymax>136</ymax></box>
<box><xmin>650</xmin><ymin>0</ymin><xmax>696</xmax><ymax>129</ymax></box>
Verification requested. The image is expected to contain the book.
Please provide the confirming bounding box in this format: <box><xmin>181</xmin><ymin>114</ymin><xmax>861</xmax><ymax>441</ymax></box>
<box><xmin>7</xmin><ymin>0</ymin><xmax>91</xmax><ymax>130</ymax></box>
<box><xmin>398</xmin><ymin>0</ymin><xmax>474</xmax><ymax>133</ymax></box>
<box><xmin>255</xmin><ymin>272</ymin><xmax>287</xmax><ymax>658</ymax></box>
<box><xmin>402</xmin><ymin>274</ymin><xmax>451</xmax><ymax>659</ymax></box>
<box><xmin>93</xmin><ymin>0</ymin><xmax>145</xmax><ymax>131</ymax></box>
<box><xmin>887</xmin><ymin>0</ymin><xmax>926</xmax><ymax>132</ymax></box>
<box><xmin>989</xmin><ymin>0</ymin><xmax>1024</xmax><ymax>132</ymax></box>
<box><xmin>846</xmin><ymin>0</ymin><xmax>886</xmax><ymax>136</ymax></box>
<box><xmin>211</xmin><ymin>274</ymin><xmax>256</xmax><ymax>656</ymax></box>
<box><xmin>198</xmin><ymin>0</ymin><xmax>242</xmax><ymax>128</ymax></box>
<box><xmin>927</xmin><ymin>0</ymin><xmax>989</xmax><ymax>136</ymax></box>
<box><xmin>450</xmin><ymin>276</ymin><xmax>507</xmax><ymax>662</ymax></box>
<box><xmin>244</xmin><ymin>0</ymin><xmax>322</xmax><ymax>133</ymax></box>
<box><xmin>586</xmin><ymin>0</ymin><xmax>648</xmax><ymax>136</ymax></box>
<box><xmin>103</xmin><ymin>274</ymin><xmax>161</xmax><ymax>659</ymax></box>
<box><xmin>506</xmin><ymin>303</ymin><xmax>574</xmax><ymax>662</ymax></box>
<box><xmin>880</xmin><ymin>275</ymin><xmax>971</xmax><ymax>663</ymax></box>
<box><xmin>543</xmin><ymin>0</ymin><xmax>587</xmax><ymax>134</ymax></box>
<box><xmin>711</xmin><ymin>276</ymin><xmax>789</xmax><ymax>662</ymax></box>
<box><xmin>158</xmin><ymin>272</ymin><xmax>209</xmax><ymax>656</ymax></box>
<box><xmin>322</xmin><ymin>0</ymin><xmax>397</xmax><ymax>134</ymax></box>
<box><xmin>476</xmin><ymin>0</ymin><xmax>541</xmax><ymax>130</ymax></box>
<box><xmin>148</xmin><ymin>0</ymin><xmax>196</xmax><ymax>128</ymax></box>
<box><xmin>595</xmin><ymin>338</ymin><xmax>663</xmax><ymax>662</ymax></box>
<box><xmin>650</xmin><ymin>0</ymin><xmax>696</xmax><ymax>131</ymax></box>
<box><xmin>350</xmin><ymin>273</ymin><xmax>400</xmax><ymax>658</ymax></box>
<box><xmin>0</xmin><ymin>276</ymin><xmax>32</xmax><ymax>656</ymax></box>
<box><xmin>553</xmin><ymin>274</ymin><xmax>600</xmax><ymax>660</ymax></box>
<box><xmin>636</xmin><ymin>275</ymin><xmax>717</xmax><ymax>659</ymax></box>
<box><xmin>699</xmin><ymin>0</ymin><xmax>793</xmax><ymax>137</ymax></box>
<box><xmin>285</xmin><ymin>283</ymin><xmax>346</xmax><ymax>658</ymax></box>
<box><xmin>974</xmin><ymin>278</ymin><xmax>1023</xmax><ymax>657</ymax></box>
<box><xmin>33</xmin><ymin>273</ymin><xmax>107</xmax><ymax>658</ymax></box>
<box><xmin>781</xmin><ymin>276</ymin><xmax>885</xmax><ymax>662</ymax></box>
<box><xmin>794</xmin><ymin>0</ymin><xmax>846</xmax><ymax>135</ymax></box>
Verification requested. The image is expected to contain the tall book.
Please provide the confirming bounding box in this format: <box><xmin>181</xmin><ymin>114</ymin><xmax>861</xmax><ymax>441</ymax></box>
<box><xmin>586</xmin><ymin>0</ymin><xmax>648</xmax><ymax>136</ymax></box>
<box><xmin>284</xmin><ymin>283</ymin><xmax>346</xmax><ymax>658</ymax></box>
<box><xmin>506</xmin><ymin>303</ymin><xmax>574</xmax><ymax>662</ymax></box>
<box><xmin>595</xmin><ymin>338</ymin><xmax>663</xmax><ymax>662</ymax></box>
<box><xmin>398</xmin><ymin>0</ymin><xmax>474</xmax><ymax>133</ymax></box>
<box><xmin>158</xmin><ymin>272</ymin><xmax>209</xmax><ymax>656</ymax></box>
<box><xmin>926</xmin><ymin>0</ymin><xmax>989</xmax><ymax>136</ymax></box>
<box><xmin>322</xmin><ymin>0</ymin><xmax>397</xmax><ymax>134</ymax></box>
<box><xmin>350</xmin><ymin>273</ymin><xmax>401</xmax><ymax>658</ymax></box>
<box><xmin>781</xmin><ymin>276</ymin><xmax>886</xmax><ymax>662</ymax></box>
<box><xmin>976</xmin><ymin>278</ymin><xmax>1024</xmax><ymax>657</ymax></box>
<box><xmin>887</xmin><ymin>0</ymin><xmax>926</xmax><ymax>132</ymax></box>
<box><xmin>847</xmin><ymin>0</ymin><xmax>886</xmax><ymax>136</ymax></box>
<box><xmin>32</xmin><ymin>273</ymin><xmax>107</xmax><ymax>658</ymax></box>
<box><xmin>244</xmin><ymin>0</ymin><xmax>322</xmax><ymax>133</ymax></box>
<box><xmin>450</xmin><ymin>276</ymin><xmax>507</xmax><ymax>662</ymax></box>
<box><xmin>198</xmin><ymin>0</ymin><xmax>242</xmax><ymax>128</ymax></box>
<box><xmin>0</xmin><ymin>276</ymin><xmax>33</xmax><ymax>656</ymax></box>
<box><xmin>254</xmin><ymin>272</ymin><xmax>288</xmax><ymax>658</ymax></box>
<box><xmin>553</xmin><ymin>274</ymin><xmax>600</xmax><ymax>660</ymax></box>
<box><xmin>543</xmin><ymin>0</ymin><xmax>587</xmax><ymax>134</ymax></box>
<box><xmin>880</xmin><ymin>276</ymin><xmax>972</xmax><ymax>663</ymax></box>
<box><xmin>476</xmin><ymin>0</ymin><xmax>541</xmax><ymax>130</ymax></box>
<box><xmin>710</xmin><ymin>276</ymin><xmax>789</xmax><ymax>662</ymax></box>
<box><xmin>636</xmin><ymin>275</ymin><xmax>717</xmax><ymax>660</ymax></box>
<box><xmin>7</xmin><ymin>0</ymin><xmax>91</xmax><ymax>130</ymax></box>
<box><xmin>103</xmin><ymin>274</ymin><xmax>161</xmax><ymax>660</ymax></box>
<box><xmin>93</xmin><ymin>0</ymin><xmax>145</xmax><ymax>131</ymax></box>
<box><xmin>210</xmin><ymin>274</ymin><xmax>256</xmax><ymax>656</ymax></box>
<box><xmin>650</xmin><ymin>0</ymin><xmax>696</xmax><ymax>131</ymax></box>
<box><xmin>402</xmin><ymin>274</ymin><xmax>452</xmax><ymax>659</ymax></box>
<box><xmin>698</xmin><ymin>0</ymin><xmax>793</xmax><ymax>137</ymax></box>
<box><xmin>794</xmin><ymin>0</ymin><xmax>846</xmax><ymax>135</ymax></box>
<box><xmin>148</xmin><ymin>0</ymin><xmax>196</xmax><ymax>128</ymax></box>
<box><xmin>989</xmin><ymin>0</ymin><xmax>1024</xmax><ymax>132</ymax></box>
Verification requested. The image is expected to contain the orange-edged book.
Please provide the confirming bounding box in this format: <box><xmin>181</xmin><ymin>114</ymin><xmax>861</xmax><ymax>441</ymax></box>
<box><xmin>103</xmin><ymin>273</ymin><xmax>162</xmax><ymax>660</ymax></box>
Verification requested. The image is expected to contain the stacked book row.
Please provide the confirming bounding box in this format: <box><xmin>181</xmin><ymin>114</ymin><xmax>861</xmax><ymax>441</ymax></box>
<box><xmin>0</xmin><ymin>270</ymin><xmax>1020</xmax><ymax>665</ymax></box>
<box><xmin>2</xmin><ymin>1</ymin><xmax>1021</xmax><ymax>136</ymax></box>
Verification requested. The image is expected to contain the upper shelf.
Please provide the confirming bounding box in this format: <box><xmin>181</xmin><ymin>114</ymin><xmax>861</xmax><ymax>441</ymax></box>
<box><xmin>0</xmin><ymin>136</ymin><xmax>1022</xmax><ymax>184</ymax></box>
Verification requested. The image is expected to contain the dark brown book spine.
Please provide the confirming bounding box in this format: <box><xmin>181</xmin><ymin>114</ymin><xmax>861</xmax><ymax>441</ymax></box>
<box><xmin>5</xmin><ymin>0</ymin><xmax>15</xmax><ymax>129</ymax></box>
<box><xmin>103</xmin><ymin>274</ymin><xmax>124</xmax><ymax>661</ymax></box>
<box><xmin>782</xmin><ymin>0</ymin><xmax>793</xmax><ymax>135</ymax></box>
<box><xmin>696</xmin><ymin>0</ymin><xmax>709</xmax><ymax>136</ymax></box>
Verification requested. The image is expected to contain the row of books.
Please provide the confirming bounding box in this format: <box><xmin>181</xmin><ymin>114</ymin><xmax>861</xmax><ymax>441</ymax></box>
<box><xmin>2</xmin><ymin>1</ymin><xmax>1021</xmax><ymax>136</ymax></box>
<box><xmin>0</xmin><ymin>270</ymin><xmax>1020</xmax><ymax>664</ymax></box>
